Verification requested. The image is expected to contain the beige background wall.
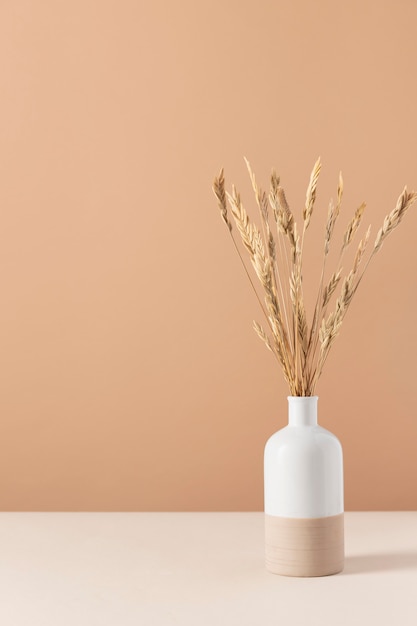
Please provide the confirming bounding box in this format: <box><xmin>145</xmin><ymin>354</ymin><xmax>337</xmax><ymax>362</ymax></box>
<box><xmin>0</xmin><ymin>0</ymin><xmax>416</xmax><ymax>511</ymax></box>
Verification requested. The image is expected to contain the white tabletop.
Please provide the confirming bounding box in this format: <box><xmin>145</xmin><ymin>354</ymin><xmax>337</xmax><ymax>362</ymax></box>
<box><xmin>0</xmin><ymin>512</ymin><xmax>416</xmax><ymax>625</ymax></box>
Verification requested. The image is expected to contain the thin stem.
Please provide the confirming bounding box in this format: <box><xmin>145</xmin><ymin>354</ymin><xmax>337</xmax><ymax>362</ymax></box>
<box><xmin>227</xmin><ymin>231</ymin><xmax>274</xmax><ymax>335</ymax></box>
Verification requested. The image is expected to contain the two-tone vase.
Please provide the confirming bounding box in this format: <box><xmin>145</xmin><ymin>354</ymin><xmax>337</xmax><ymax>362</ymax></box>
<box><xmin>264</xmin><ymin>396</ymin><xmax>344</xmax><ymax>577</ymax></box>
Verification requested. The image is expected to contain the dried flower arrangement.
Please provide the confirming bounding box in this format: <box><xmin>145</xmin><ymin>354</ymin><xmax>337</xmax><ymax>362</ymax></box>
<box><xmin>213</xmin><ymin>159</ymin><xmax>417</xmax><ymax>396</ymax></box>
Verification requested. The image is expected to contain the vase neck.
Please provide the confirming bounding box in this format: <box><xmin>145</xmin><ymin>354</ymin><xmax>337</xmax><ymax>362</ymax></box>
<box><xmin>288</xmin><ymin>396</ymin><xmax>318</xmax><ymax>426</ymax></box>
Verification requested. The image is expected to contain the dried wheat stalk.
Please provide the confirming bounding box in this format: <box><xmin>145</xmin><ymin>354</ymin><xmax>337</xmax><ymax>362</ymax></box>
<box><xmin>213</xmin><ymin>160</ymin><xmax>417</xmax><ymax>395</ymax></box>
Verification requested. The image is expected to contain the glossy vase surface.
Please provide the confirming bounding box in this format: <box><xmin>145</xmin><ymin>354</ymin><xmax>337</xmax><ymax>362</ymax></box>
<box><xmin>264</xmin><ymin>396</ymin><xmax>344</xmax><ymax>576</ymax></box>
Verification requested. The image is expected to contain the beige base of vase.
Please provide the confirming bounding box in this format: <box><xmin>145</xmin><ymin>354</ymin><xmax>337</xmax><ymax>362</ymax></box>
<box><xmin>265</xmin><ymin>513</ymin><xmax>344</xmax><ymax>577</ymax></box>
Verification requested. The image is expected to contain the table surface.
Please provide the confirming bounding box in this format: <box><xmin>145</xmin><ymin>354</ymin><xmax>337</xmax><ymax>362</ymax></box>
<box><xmin>0</xmin><ymin>512</ymin><xmax>416</xmax><ymax>625</ymax></box>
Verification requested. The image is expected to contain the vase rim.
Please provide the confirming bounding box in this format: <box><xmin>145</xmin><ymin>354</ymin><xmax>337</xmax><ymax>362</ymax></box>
<box><xmin>287</xmin><ymin>395</ymin><xmax>318</xmax><ymax>400</ymax></box>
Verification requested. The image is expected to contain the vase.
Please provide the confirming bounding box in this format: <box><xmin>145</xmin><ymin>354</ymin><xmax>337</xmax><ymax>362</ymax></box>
<box><xmin>264</xmin><ymin>396</ymin><xmax>344</xmax><ymax>577</ymax></box>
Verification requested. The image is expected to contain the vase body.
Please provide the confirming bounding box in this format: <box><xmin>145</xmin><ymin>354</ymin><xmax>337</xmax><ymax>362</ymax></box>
<box><xmin>264</xmin><ymin>396</ymin><xmax>344</xmax><ymax>576</ymax></box>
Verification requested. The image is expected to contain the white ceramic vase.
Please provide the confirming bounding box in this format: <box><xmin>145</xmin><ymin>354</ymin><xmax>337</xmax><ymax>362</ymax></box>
<box><xmin>264</xmin><ymin>396</ymin><xmax>344</xmax><ymax>577</ymax></box>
